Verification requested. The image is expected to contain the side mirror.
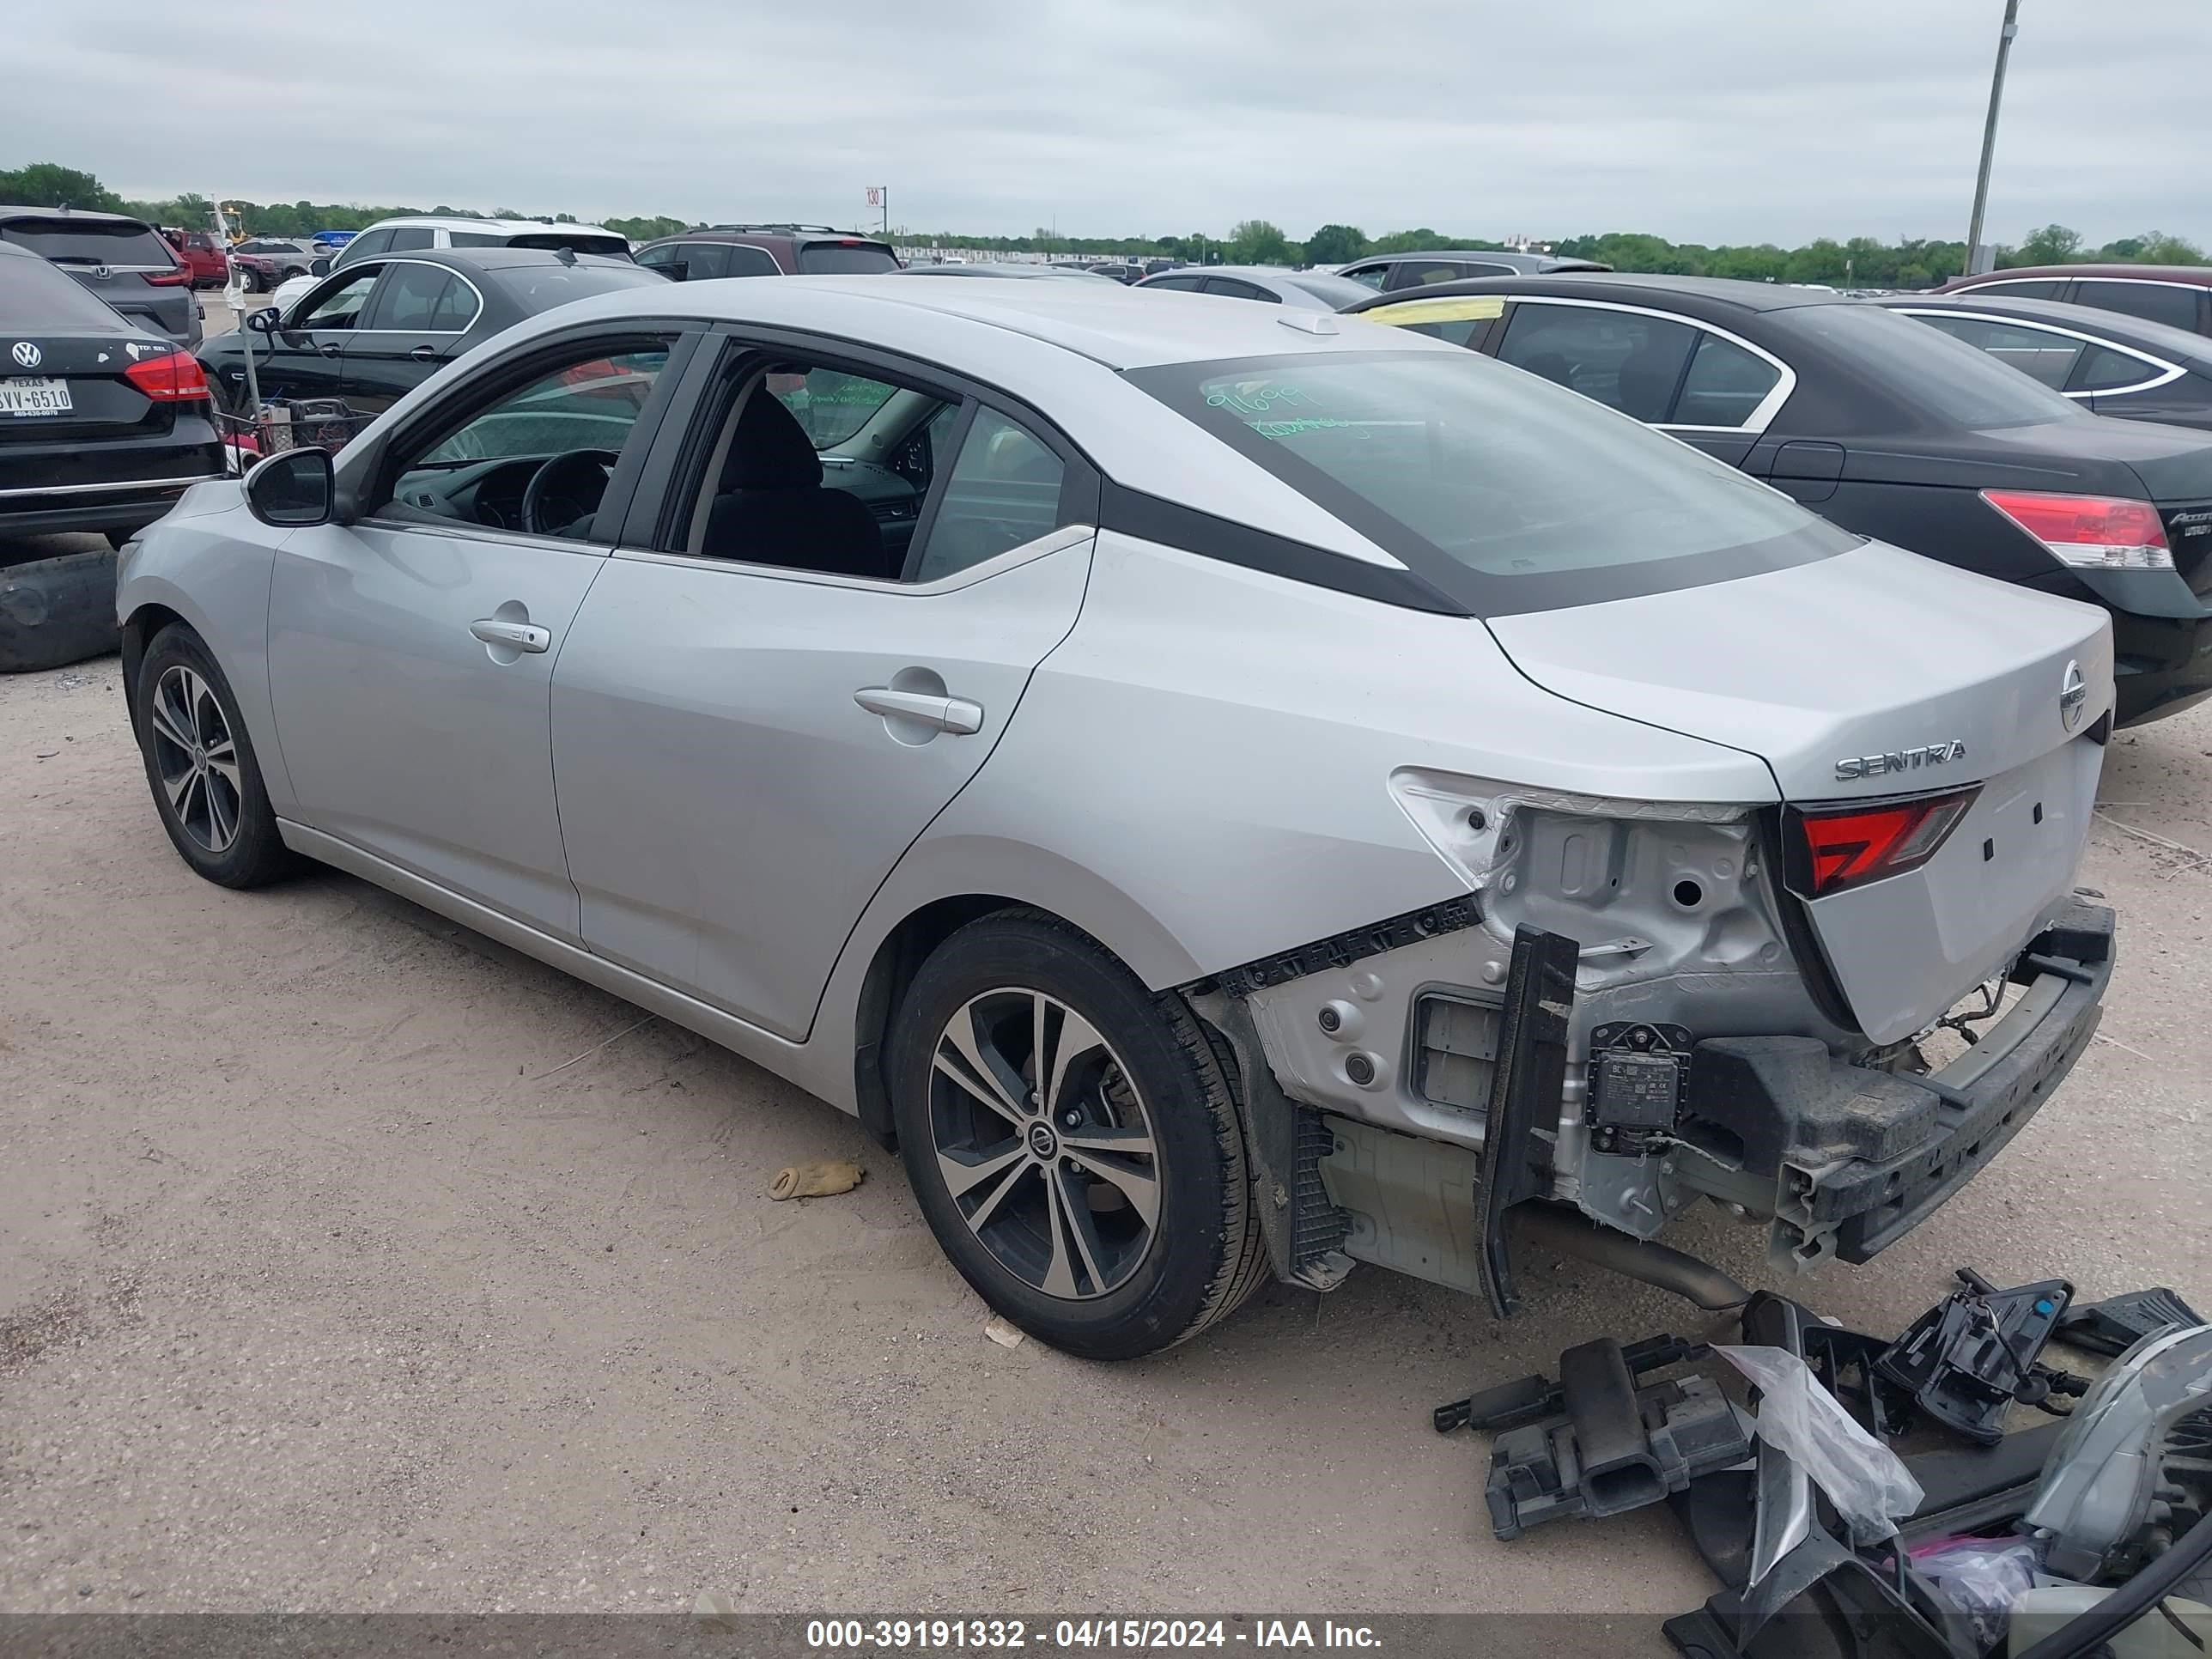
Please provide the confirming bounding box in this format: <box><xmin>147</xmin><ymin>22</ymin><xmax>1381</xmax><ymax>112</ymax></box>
<box><xmin>245</xmin><ymin>447</ymin><xmax>333</xmax><ymax>527</ymax></box>
<box><xmin>245</xmin><ymin>305</ymin><xmax>283</xmax><ymax>336</ymax></box>
<box><xmin>309</xmin><ymin>257</ymin><xmax>331</xmax><ymax>277</ymax></box>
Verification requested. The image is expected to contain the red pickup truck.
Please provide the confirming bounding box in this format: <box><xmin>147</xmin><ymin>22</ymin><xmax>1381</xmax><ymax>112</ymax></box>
<box><xmin>159</xmin><ymin>228</ymin><xmax>229</xmax><ymax>289</ymax></box>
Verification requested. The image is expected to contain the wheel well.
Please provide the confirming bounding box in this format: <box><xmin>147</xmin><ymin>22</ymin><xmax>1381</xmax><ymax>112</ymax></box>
<box><xmin>849</xmin><ymin>893</ymin><xmax>1043</xmax><ymax>1151</ymax></box>
<box><xmin>118</xmin><ymin>604</ymin><xmax>186</xmax><ymax>717</ymax></box>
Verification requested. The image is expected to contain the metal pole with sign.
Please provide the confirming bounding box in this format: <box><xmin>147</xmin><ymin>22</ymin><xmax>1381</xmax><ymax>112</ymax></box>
<box><xmin>1963</xmin><ymin>0</ymin><xmax>2022</xmax><ymax>277</ymax></box>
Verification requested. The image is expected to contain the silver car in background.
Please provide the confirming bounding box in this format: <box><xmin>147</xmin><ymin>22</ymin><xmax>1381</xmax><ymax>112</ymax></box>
<box><xmin>116</xmin><ymin>277</ymin><xmax>2118</xmax><ymax>1358</ymax></box>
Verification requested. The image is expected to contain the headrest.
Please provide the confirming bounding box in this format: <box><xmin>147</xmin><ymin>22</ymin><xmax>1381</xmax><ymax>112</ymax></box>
<box><xmin>722</xmin><ymin>388</ymin><xmax>823</xmax><ymax>490</ymax></box>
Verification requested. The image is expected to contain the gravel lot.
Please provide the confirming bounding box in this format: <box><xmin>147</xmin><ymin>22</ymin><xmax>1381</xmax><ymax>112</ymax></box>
<box><xmin>3</xmin><ymin>305</ymin><xmax>2208</xmax><ymax>1620</ymax></box>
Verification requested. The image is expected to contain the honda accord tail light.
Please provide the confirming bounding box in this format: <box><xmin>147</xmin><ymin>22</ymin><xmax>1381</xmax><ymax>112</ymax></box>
<box><xmin>1982</xmin><ymin>489</ymin><xmax>2173</xmax><ymax>570</ymax></box>
<box><xmin>123</xmin><ymin>350</ymin><xmax>211</xmax><ymax>402</ymax></box>
<box><xmin>1784</xmin><ymin>786</ymin><xmax>1981</xmax><ymax>898</ymax></box>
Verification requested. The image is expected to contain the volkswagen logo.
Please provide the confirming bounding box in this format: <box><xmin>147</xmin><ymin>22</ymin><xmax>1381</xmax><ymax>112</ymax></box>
<box><xmin>9</xmin><ymin>341</ymin><xmax>40</xmax><ymax>369</ymax></box>
<box><xmin>2059</xmin><ymin>659</ymin><xmax>2087</xmax><ymax>732</ymax></box>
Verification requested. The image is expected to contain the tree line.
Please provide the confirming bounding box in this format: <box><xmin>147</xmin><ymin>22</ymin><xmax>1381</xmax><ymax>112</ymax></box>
<box><xmin>4</xmin><ymin>161</ymin><xmax>2201</xmax><ymax>289</ymax></box>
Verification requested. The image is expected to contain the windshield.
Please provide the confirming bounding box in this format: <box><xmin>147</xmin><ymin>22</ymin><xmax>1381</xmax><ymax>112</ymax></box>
<box><xmin>0</xmin><ymin>216</ymin><xmax>175</xmax><ymax>268</ymax></box>
<box><xmin>1129</xmin><ymin>349</ymin><xmax>1856</xmax><ymax>617</ymax></box>
<box><xmin>505</xmin><ymin>233</ymin><xmax>633</xmax><ymax>261</ymax></box>
<box><xmin>797</xmin><ymin>241</ymin><xmax>899</xmax><ymax>275</ymax></box>
<box><xmin>1778</xmin><ymin>302</ymin><xmax>2086</xmax><ymax>429</ymax></box>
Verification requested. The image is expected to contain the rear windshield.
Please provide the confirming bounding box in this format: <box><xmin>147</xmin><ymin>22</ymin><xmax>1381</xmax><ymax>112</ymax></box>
<box><xmin>1282</xmin><ymin>271</ymin><xmax>1380</xmax><ymax>308</ymax></box>
<box><xmin>0</xmin><ymin>250</ymin><xmax>130</xmax><ymax>331</ymax></box>
<box><xmin>1129</xmin><ymin>349</ymin><xmax>1856</xmax><ymax>617</ymax></box>
<box><xmin>0</xmin><ymin>216</ymin><xmax>176</xmax><ymax>268</ymax></box>
<box><xmin>1778</xmin><ymin>302</ymin><xmax>2085</xmax><ymax>429</ymax></box>
<box><xmin>503</xmin><ymin>233</ymin><xmax>633</xmax><ymax>261</ymax></box>
<box><xmin>488</xmin><ymin>262</ymin><xmax>669</xmax><ymax>311</ymax></box>
<box><xmin>798</xmin><ymin>240</ymin><xmax>899</xmax><ymax>275</ymax></box>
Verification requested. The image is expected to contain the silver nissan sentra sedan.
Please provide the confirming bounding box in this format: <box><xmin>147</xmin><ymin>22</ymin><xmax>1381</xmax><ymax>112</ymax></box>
<box><xmin>116</xmin><ymin>276</ymin><xmax>2118</xmax><ymax>1358</ymax></box>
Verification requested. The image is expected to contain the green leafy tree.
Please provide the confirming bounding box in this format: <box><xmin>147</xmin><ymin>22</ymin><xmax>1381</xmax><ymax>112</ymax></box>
<box><xmin>1370</xmin><ymin>226</ymin><xmax>1455</xmax><ymax>254</ymax></box>
<box><xmin>2125</xmin><ymin>231</ymin><xmax>2205</xmax><ymax>265</ymax></box>
<box><xmin>0</xmin><ymin>161</ymin><xmax>123</xmax><ymax>210</ymax></box>
<box><xmin>1304</xmin><ymin>223</ymin><xmax>1368</xmax><ymax>264</ymax></box>
<box><xmin>2006</xmin><ymin>223</ymin><xmax>2083</xmax><ymax>267</ymax></box>
<box><xmin>1226</xmin><ymin>218</ymin><xmax>1292</xmax><ymax>265</ymax></box>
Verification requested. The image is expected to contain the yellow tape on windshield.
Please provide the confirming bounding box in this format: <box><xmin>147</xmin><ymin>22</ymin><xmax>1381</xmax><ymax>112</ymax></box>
<box><xmin>1359</xmin><ymin>296</ymin><xmax>1507</xmax><ymax>327</ymax></box>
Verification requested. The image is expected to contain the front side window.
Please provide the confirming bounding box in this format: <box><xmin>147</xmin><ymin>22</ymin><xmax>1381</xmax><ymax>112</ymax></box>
<box><xmin>335</xmin><ymin>229</ymin><xmax>392</xmax><ymax>266</ymax></box>
<box><xmin>378</xmin><ymin>344</ymin><xmax>672</xmax><ymax>537</ymax></box>
<box><xmin>296</xmin><ymin>267</ymin><xmax>383</xmax><ymax>329</ymax></box>
<box><xmin>1671</xmin><ymin>332</ymin><xmax>1784</xmax><ymax>426</ymax></box>
<box><xmin>1392</xmin><ymin>259</ymin><xmax>1474</xmax><ymax>288</ymax></box>
<box><xmin>2073</xmin><ymin>280</ymin><xmax>2203</xmax><ymax>332</ymax></box>
<box><xmin>1911</xmin><ymin>314</ymin><xmax>2083</xmax><ymax>390</ymax></box>
<box><xmin>681</xmin><ymin>242</ymin><xmax>733</xmax><ymax>281</ymax></box>
<box><xmin>365</xmin><ymin>263</ymin><xmax>476</xmax><ymax>332</ymax></box>
<box><xmin>1130</xmin><ymin>349</ymin><xmax>1854</xmax><ymax>616</ymax></box>
<box><xmin>1496</xmin><ymin>302</ymin><xmax>1698</xmax><ymax>422</ymax></box>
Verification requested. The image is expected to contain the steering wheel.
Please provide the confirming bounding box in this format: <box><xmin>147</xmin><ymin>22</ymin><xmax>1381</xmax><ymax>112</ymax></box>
<box><xmin>520</xmin><ymin>448</ymin><xmax>621</xmax><ymax>537</ymax></box>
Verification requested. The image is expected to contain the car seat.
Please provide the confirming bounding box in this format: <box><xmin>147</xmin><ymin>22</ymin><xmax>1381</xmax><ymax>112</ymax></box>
<box><xmin>702</xmin><ymin>392</ymin><xmax>890</xmax><ymax>578</ymax></box>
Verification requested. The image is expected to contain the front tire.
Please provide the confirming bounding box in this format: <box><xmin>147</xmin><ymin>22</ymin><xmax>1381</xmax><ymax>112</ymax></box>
<box><xmin>132</xmin><ymin>623</ymin><xmax>295</xmax><ymax>888</ymax></box>
<box><xmin>890</xmin><ymin>911</ymin><xmax>1266</xmax><ymax>1359</ymax></box>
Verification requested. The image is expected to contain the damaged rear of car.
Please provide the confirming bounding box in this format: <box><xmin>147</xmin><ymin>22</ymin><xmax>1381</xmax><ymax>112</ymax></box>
<box><xmin>1107</xmin><ymin>346</ymin><xmax>2118</xmax><ymax>1317</ymax></box>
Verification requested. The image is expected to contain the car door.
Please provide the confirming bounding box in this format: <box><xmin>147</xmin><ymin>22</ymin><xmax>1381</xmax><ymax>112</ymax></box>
<box><xmin>549</xmin><ymin>336</ymin><xmax>1098</xmax><ymax>1039</ymax></box>
<box><xmin>253</xmin><ymin>263</ymin><xmax>386</xmax><ymax>403</ymax></box>
<box><xmin>337</xmin><ymin>259</ymin><xmax>482</xmax><ymax>414</ymax></box>
<box><xmin>264</xmin><ymin>328</ymin><xmax>690</xmax><ymax>938</ymax></box>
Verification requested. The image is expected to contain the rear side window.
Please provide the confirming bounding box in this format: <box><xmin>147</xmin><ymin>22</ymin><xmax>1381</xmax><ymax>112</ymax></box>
<box><xmin>1496</xmin><ymin>302</ymin><xmax>1697</xmax><ymax>422</ymax></box>
<box><xmin>796</xmin><ymin>240</ymin><xmax>899</xmax><ymax>275</ymax></box>
<box><xmin>1672</xmin><ymin>332</ymin><xmax>1784</xmax><ymax>426</ymax></box>
<box><xmin>680</xmin><ymin>242</ymin><xmax>733</xmax><ymax>280</ymax></box>
<box><xmin>1204</xmin><ymin>276</ymin><xmax>1273</xmax><ymax>301</ymax></box>
<box><xmin>0</xmin><ymin>249</ymin><xmax>131</xmax><ymax>330</ymax></box>
<box><xmin>1910</xmin><ymin>314</ymin><xmax>2082</xmax><ymax>389</ymax></box>
<box><xmin>1144</xmin><ymin>274</ymin><xmax>1205</xmax><ymax>291</ymax></box>
<box><xmin>0</xmin><ymin>216</ymin><xmax>175</xmax><ymax>267</ymax></box>
<box><xmin>447</xmin><ymin>230</ymin><xmax>505</xmax><ymax>248</ymax></box>
<box><xmin>912</xmin><ymin>408</ymin><xmax>1069</xmax><ymax>582</ymax></box>
<box><xmin>1391</xmin><ymin>259</ymin><xmax>1478</xmax><ymax>288</ymax></box>
<box><xmin>1973</xmin><ymin>278</ymin><xmax>2065</xmax><ymax>300</ymax></box>
<box><xmin>485</xmin><ymin>264</ymin><xmax>667</xmax><ymax>313</ymax></box>
<box><xmin>1130</xmin><ymin>349</ymin><xmax>1854</xmax><ymax>616</ymax></box>
<box><xmin>2072</xmin><ymin>280</ymin><xmax>2203</xmax><ymax>332</ymax></box>
<box><xmin>1777</xmin><ymin>303</ymin><xmax>2083</xmax><ymax>429</ymax></box>
<box><xmin>725</xmin><ymin>243</ymin><xmax>779</xmax><ymax>276</ymax></box>
<box><xmin>2071</xmin><ymin>343</ymin><xmax>2164</xmax><ymax>392</ymax></box>
<box><xmin>387</xmin><ymin>228</ymin><xmax>434</xmax><ymax>252</ymax></box>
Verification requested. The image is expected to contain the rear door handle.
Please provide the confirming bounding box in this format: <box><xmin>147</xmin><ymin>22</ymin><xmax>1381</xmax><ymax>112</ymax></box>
<box><xmin>854</xmin><ymin>687</ymin><xmax>984</xmax><ymax>734</ymax></box>
<box><xmin>409</xmin><ymin>344</ymin><xmax>440</xmax><ymax>362</ymax></box>
<box><xmin>471</xmin><ymin>617</ymin><xmax>551</xmax><ymax>653</ymax></box>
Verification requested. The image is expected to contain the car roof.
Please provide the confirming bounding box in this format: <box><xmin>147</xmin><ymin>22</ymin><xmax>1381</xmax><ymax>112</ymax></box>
<box><xmin>370</xmin><ymin>246</ymin><xmax>637</xmax><ymax>275</ymax></box>
<box><xmin>1340</xmin><ymin>270</ymin><xmax>1853</xmax><ymax>315</ymax></box>
<box><xmin>0</xmin><ymin>204</ymin><xmax>154</xmax><ymax>227</ymax></box>
<box><xmin>1947</xmin><ymin>264</ymin><xmax>2212</xmax><ymax>287</ymax></box>
<box><xmin>1878</xmin><ymin>292</ymin><xmax>2212</xmax><ymax>367</ymax></box>
<box><xmin>545</xmin><ymin>270</ymin><xmax>1462</xmax><ymax>371</ymax></box>
<box><xmin>364</xmin><ymin>215</ymin><xmax>623</xmax><ymax>238</ymax></box>
<box><xmin>1344</xmin><ymin>249</ymin><xmax>1612</xmax><ymax>273</ymax></box>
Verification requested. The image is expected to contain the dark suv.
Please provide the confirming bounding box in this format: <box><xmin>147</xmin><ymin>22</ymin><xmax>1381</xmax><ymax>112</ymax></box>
<box><xmin>0</xmin><ymin>207</ymin><xmax>201</xmax><ymax>346</ymax></box>
<box><xmin>1937</xmin><ymin>264</ymin><xmax>2212</xmax><ymax>338</ymax></box>
<box><xmin>634</xmin><ymin>224</ymin><xmax>899</xmax><ymax>280</ymax></box>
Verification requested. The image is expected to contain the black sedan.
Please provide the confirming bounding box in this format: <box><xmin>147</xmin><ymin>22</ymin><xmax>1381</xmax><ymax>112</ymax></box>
<box><xmin>1876</xmin><ymin>293</ymin><xmax>2212</xmax><ymax>433</ymax></box>
<box><xmin>1346</xmin><ymin>273</ymin><xmax>2212</xmax><ymax>726</ymax></box>
<box><xmin>1</xmin><ymin>238</ymin><xmax>227</xmax><ymax>669</ymax></box>
<box><xmin>198</xmin><ymin>247</ymin><xmax>667</xmax><ymax>421</ymax></box>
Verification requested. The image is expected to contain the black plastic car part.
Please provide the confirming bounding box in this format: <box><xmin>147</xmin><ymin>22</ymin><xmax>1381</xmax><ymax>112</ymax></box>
<box><xmin>2055</xmin><ymin>1285</ymin><xmax>2205</xmax><ymax>1358</ymax></box>
<box><xmin>1875</xmin><ymin>1267</ymin><xmax>2074</xmax><ymax>1445</ymax></box>
<box><xmin>1473</xmin><ymin>925</ymin><xmax>1579</xmax><ymax>1317</ymax></box>
<box><xmin>1436</xmin><ymin>1332</ymin><xmax>1707</xmax><ymax>1435</ymax></box>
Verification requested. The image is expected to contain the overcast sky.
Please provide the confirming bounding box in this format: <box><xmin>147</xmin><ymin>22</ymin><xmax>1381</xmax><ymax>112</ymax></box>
<box><xmin>6</xmin><ymin>0</ymin><xmax>2205</xmax><ymax>246</ymax></box>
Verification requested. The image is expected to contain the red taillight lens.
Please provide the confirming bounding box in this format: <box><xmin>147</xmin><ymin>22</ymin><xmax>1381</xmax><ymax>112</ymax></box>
<box><xmin>123</xmin><ymin>349</ymin><xmax>211</xmax><ymax>402</ymax></box>
<box><xmin>1982</xmin><ymin>489</ymin><xmax>2172</xmax><ymax>571</ymax></box>
<box><xmin>143</xmin><ymin>264</ymin><xmax>189</xmax><ymax>287</ymax></box>
<box><xmin>1784</xmin><ymin>786</ymin><xmax>1981</xmax><ymax>899</ymax></box>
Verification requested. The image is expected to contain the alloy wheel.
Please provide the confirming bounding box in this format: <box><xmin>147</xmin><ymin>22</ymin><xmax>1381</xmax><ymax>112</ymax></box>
<box><xmin>928</xmin><ymin>988</ymin><xmax>1162</xmax><ymax>1300</ymax></box>
<box><xmin>147</xmin><ymin>665</ymin><xmax>243</xmax><ymax>856</ymax></box>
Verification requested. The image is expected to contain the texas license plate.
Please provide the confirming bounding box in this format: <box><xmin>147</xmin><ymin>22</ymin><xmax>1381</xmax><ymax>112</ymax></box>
<box><xmin>0</xmin><ymin>378</ymin><xmax>71</xmax><ymax>416</ymax></box>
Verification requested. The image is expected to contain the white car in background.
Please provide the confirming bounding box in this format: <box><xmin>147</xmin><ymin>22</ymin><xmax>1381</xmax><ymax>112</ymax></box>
<box><xmin>265</xmin><ymin>216</ymin><xmax>632</xmax><ymax>314</ymax></box>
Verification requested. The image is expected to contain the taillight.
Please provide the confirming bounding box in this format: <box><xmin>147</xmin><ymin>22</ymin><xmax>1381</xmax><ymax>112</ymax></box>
<box><xmin>1982</xmin><ymin>489</ymin><xmax>2172</xmax><ymax>571</ymax></box>
<box><xmin>123</xmin><ymin>349</ymin><xmax>211</xmax><ymax>402</ymax></box>
<box><xmin>143</xmin><ymin>264</ymin><xmax>189</xmax><ymax>288</ymax></box>
<box><xmin>1784</xmin><ymin>786</ymin><xmax>1980</xmax><ymax>899</ymax></box>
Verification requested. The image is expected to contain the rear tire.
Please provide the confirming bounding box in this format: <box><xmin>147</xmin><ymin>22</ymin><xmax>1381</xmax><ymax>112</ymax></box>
<box><xmin>889</xmin><ymin>910</ymin><xmax>1265</xmax><ymax>1359</ymax></box>
<box><xmin>132</xmin><ymin>623</ymin><xmax>296</xmax><ymax>888</ymax></box>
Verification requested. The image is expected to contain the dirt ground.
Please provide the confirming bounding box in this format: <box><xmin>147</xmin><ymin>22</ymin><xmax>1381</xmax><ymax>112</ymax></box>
<box><xmin>3</xmin><ymin>351</ymin><xmax>2209</xmax><ymax>1617</ymax></box>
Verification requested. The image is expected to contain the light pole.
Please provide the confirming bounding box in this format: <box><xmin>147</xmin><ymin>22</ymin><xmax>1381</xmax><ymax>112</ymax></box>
<box><xmin>1963</xmin><ymin>0</ymin><xmax>2022</xmax><ymax>277</ymax></box>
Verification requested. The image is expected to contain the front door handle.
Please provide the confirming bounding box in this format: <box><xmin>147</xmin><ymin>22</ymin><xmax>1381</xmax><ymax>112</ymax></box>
<box><xmin>318</xmin><ymin>341</ymin><xmax>341</xmax><ymax>358</ymax></box>
<box><xmin>409</xmin><ymin>344</ymin><xmax>440</xmax><ymax>362</ymax></box>
<box><xmin>854</xmin><ymin>686</ymin><xmax>983</xmax><ymax>734</ymax></box>
<box><xmin>471</xmin><ymin>617</ymin><xmax>551</xmax><ymax>653</ymax></box>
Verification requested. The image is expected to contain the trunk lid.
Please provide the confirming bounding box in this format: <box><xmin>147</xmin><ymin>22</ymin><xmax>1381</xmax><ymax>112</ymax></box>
<box><xmin>1484</xmin><ymin>540</ymin><xmax>2113</xmax><ymax>1042</ymax></box>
